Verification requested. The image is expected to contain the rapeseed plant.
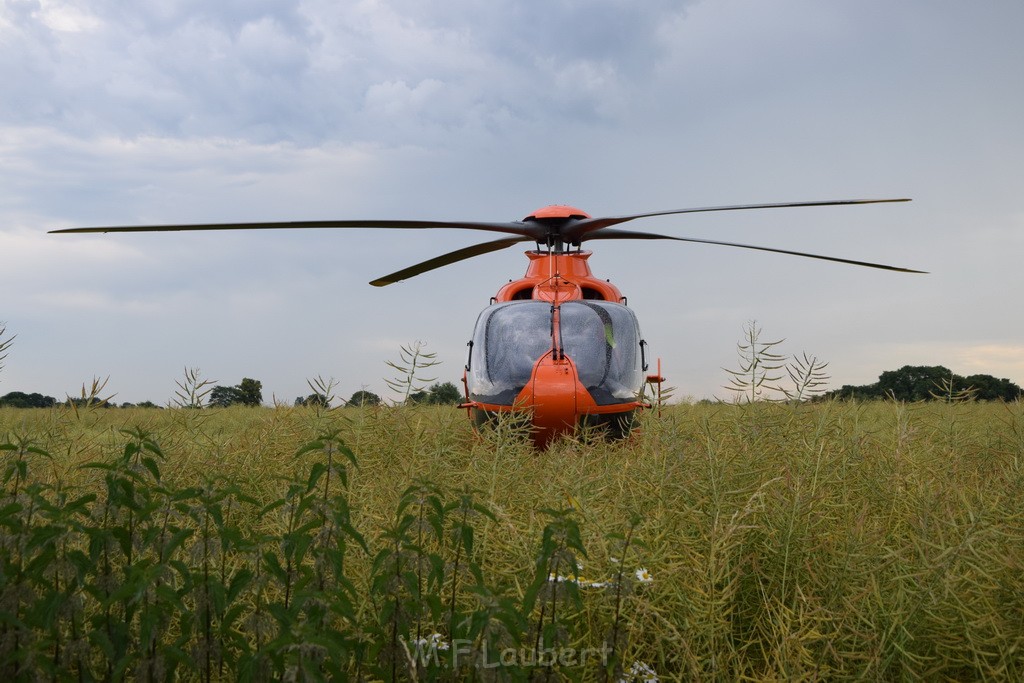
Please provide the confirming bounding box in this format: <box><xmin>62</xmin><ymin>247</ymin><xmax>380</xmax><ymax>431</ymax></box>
<box><xmin>1</xmin><ymin>398</ymin><xmax>1023</xmax><ymax>680</ymax></box>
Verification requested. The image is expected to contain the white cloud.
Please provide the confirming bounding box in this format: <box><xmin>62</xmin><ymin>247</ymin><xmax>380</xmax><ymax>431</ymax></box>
<box><xmin>26</xmin><ymin>290</ymin><xmax>161</xmax><ymax>314</ymax></box>
<box><xmin>34</xmin><ymin>1</ymin><xmax>102</xmax><ymax>33</ymax></box>
<box><xmin>237</xmin><ymin>16</ymin><xmax>309</xmax><ymax>72</ymax></box>
<box><xmin>0</xmin><ymin>228</ymin><xmax>149</xmax><ymax>273</ymax></box>
<box><xmin>364</xmin><ymin>79</ymin><xmax>446</xmax><ymax>118</ymax></box>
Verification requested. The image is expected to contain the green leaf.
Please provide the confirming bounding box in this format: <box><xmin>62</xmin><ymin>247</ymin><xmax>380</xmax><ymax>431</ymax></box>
<box><xmin>228</xmin><ymin>568</ymin><xmax>254</xmax><ymax>603</ymax></box>
<box><xmin>159</xmin><ymin>528</ymin><xmax>192</xmax><ymax>560</ymax></box>
<box><xmin>295</xmin><ymin>439</ymin><xmax>326</xmax><ymax>458</ymax></box>
<box><xmin>141</xmin><ymin>456</ymin><xmax>161</xmax><ymax>481</ymax></box>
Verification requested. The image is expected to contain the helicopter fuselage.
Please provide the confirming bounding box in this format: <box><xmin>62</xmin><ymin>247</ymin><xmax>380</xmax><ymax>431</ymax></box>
<box><xmin>461</xmin><ymin>248</ymin><xmax>654</xmax><ymax>448</ymax></box>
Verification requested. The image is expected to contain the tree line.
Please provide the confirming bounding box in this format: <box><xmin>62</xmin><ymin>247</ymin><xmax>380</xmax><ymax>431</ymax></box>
<box><xmin>824</xmin><ymin>365</ymin><xmax>1022</xmax><ymax>402</ymax></box>
<box><xmin>295</xmin><ymin>382</ymin><xmax>463</xmax><ymax>407</ymax></box>
<box><xmin>1</xmin><ymin>381</ymin><xmax>465</xmax><ymax>408</ymax></box>
<box><xmin>1</xmin><ymin>331</ymin><xmax>472</xmax><ymax>409</ymax></box>
<box><xmin>6</xmin><ymin>366</ymin><xmax>1019</xmax><ymax>409</ymax></box>
<box><xmin>0</xmin><ymin>392</ymin><xmax>163</xmax><ymax>409</ymax></box>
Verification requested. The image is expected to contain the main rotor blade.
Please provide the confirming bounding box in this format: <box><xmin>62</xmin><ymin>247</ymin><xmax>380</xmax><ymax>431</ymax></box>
<box><xmin>565</xmin><ymin>198</ymin><xmax>911</xmax><ymax>242</ymax></box>
<box><xmin>50</xmin><ymin>219</ymin><xmax>541</xmax><ymax>239</ymax></box>
<box><xmin>585</xmin><ymin>229</ymin><xmax>927</xmax><ymax>273</ymax></box>
<box><xmin>370</xmin><ymin>236</ymin><xmax>534</xmax><ymax>287</ymax></box>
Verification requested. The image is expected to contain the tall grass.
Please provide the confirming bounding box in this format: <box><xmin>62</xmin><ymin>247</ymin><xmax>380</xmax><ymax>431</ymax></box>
<box><xmin>1</xmin><ymin>398</ymin><xmax>1023</xmax><ymax>680</ymax></box>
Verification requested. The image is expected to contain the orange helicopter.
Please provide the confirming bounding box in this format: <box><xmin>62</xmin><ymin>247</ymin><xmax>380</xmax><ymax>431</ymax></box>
<box><xmin>52</xmin><ymin>198</ymin><xmax>922</xmax><ymax>447</ymax></box>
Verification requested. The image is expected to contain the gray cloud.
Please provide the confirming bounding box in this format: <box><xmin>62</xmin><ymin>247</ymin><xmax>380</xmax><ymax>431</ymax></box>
<box><xmin>2</xmin><ymin>0</ymin><xmax>698</xmax><ymax>145</ymax></box>
<box><xmin>2</xmin><ymin>0</ymin><xmax>1023</xmax><ymax>402</ymax></box>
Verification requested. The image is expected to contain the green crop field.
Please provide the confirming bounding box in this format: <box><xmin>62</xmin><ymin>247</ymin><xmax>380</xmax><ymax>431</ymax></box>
<box><xmin>2</xmin><ymin>399</ymin><xmax>1023</xmax><ymax>681</ymax></box>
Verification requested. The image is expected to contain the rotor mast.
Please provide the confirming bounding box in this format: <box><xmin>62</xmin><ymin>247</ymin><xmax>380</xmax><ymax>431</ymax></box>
<box><xmin>523</xmin><ymin>204</ymin><xmax>592</xmax><ymax>254</ymax></box>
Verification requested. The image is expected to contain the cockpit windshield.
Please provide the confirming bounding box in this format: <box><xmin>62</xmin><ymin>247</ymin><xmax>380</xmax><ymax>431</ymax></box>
<box><xmin>467</xmin><ymin>301</ymin><xmax>645</xmax><ymax>405</ymax></box>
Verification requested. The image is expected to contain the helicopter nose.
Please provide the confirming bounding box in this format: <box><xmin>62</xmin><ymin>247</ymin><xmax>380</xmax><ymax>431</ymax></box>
<box><xmin>524</xmin><ymin>354</ymin><xmax>580</xmax><ymax>448</ymax></box>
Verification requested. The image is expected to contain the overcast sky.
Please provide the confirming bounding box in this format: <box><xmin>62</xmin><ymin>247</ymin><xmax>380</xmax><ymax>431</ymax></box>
<box><xmin>2</xmin><ymin>0</ymin><xmax>1022</xmax><ymax>405</ymax></box>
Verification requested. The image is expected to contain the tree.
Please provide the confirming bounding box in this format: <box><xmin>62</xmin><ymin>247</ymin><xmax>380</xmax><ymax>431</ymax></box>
<box><xmin>877</xmin><ymin>365</ymin><xmax>952</xmax><ymax>401</ymax></box>
<box><xmin>407</xmin><ymin>389</ymin><xmax>429</xmax><ymax>404</ymax></box>
<box><xmin>0</xmin><ymin>391</ymin><xmax>57</xmax><ymax>408</ymax></box>
<box><xmin>65</xmin><ymin>396</ymin><xmax>111</xmax><ymax>408</ymax></box>
<box><xmin>406</xmin><ymin>382</ymin><xmax>462</xmax><ymax>405</ymax></box>
<box><xmin>237</xmin><ymin>378</ymin><xmax>263</xmax><ymax>406</ymax></box>
<box><xmin>297</xmin><ymin>376</ymin><xmax>339</xmax><ymax>408</ymax></box>
<box><xmin>826</xmin><ymin>365</ymin><xmax>1023</xmax><ymax>402</ymax></box>
<box><xmin>295</xmin><ymin>393</ymin><xmax>329</xmax><ymax>407</ymax></box>
<box><xmin>208</xmin><ymin>378</ymin><xmax>263</xmax><ymax>407</ymax></box>
<box><xmin>209</xmin><ymin>385</ymin><xmax>244</xmax><ymax>408</ymax></box>
<box><xmin>347</xmin><ymin>390</ymin><xmax>381</xmax><ymax>407</ymax></box>
<box><xmin>427</xmin><ymin>381</ymin><xmax>462</xmax><ymax>405</ymax></box>
<box><xmin>962</xmin><ymin>374</ymin><xmax>1023</xmax><ymax>401</ymax></box>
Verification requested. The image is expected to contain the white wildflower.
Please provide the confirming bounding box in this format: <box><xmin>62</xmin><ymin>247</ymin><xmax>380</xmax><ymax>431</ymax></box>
<box><xmin>618</xmin><ymin>660</ymin><xmax>658</xmax><ymax>682</ymax></box>
<box><xmin>548</xmin><ymin>572</ymin><xmax>579</xmax><ymax>583</ymax></box>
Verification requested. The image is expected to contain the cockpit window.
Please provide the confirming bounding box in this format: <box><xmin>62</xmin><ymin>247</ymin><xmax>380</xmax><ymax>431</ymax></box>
<box><xmin>468</xmin><ymin>302</ymin><xmax>552</xmax><ymax>403</ymax></box>
<box><xmin>467</xmin><ymin>301</ymin><xmax>644</xmax><ymax>405</ymax></box>
<box><xmin>559</xmin><ymin>301</ymin><xmax>643</xmax><ymax>404</ymax></box>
